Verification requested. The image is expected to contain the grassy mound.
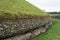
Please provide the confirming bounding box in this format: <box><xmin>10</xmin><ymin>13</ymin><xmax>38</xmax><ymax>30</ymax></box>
<box><xmin>33</xmin><ymin>19</ymin><xmax>60</xmax><ymax>40</ymax></box>
<box><xmin>0</xmin><ymin>0</ymin><xmax>49</xmax><ymax>19</ymax></box>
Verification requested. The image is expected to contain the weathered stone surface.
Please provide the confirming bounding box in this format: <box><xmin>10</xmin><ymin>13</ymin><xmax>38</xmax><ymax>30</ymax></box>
<box><xmin>31</xmin><ymin>23</ymin><xmax>51</xmax><ymax>38</ymax></box>
<box><xmin>4</xmin><ymin>33</ymin><xmax>31</xmax><ymax>40</ymax></box>
<box><xmin>3</xmin><ymin>22</ymin><xmax>51</xmax><ymax>40</ymax></box>
<box><xmin>31</xmin><ymin>28</ymin><xmax>41</xmax><ymax>38</ymax></box>
<box><xmin>0</xmin><ymin>18</ymin><xmax>51</xmax><ymax>39</ymax></box>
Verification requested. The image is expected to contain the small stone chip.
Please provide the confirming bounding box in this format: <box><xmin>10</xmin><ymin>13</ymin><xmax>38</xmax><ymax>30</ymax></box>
<box><xmin>11</xmin><ymin>27</ymin><xmax>15</xmax><ymax>30</ymax></box>
<box><xmin>0</xmin><ymin>33</ymin><xmax>4</xmax><ymax>35</ymax></box>
<box><xmin>12</xmin><ymin>25</ymin><xmax>17</xmax><ymax>27</ymax></box>
<box><xmin>30</xmin><ymin>26</ymin><xmax>32</xmax><ymax>27</ymax></box>
<box><xmin>21</xmin><ymin>28</ymin><xmax>24</xmax><ymax>29</ymax></box>
<box><xmin>3</xmin><ymin>25</ymin><xmax>9</xmax><ymax>28</ymax></box>
<box><xmin>2</xmin><ymin>31</ymin><xmax>5</xmax><ymax>33</ymax></box>
<box><xmin>11</xmin><ymin>31</ymin><xmax>14</xmax><ymax>33</ymax></box>
<box><xmin>0</xmin><ymin>28</ymin><xmax>3</xmax><ymax>31</ymax></box>
<box><xmin>14</xmin><ymin>25</ymin><xmax>17</xmax><ymax>26</ymax></box>
<box><xmin>0</xmin><ymin>24</ymin><xmax>2</xmax><ymax>26</ymax></box>
<box><xmin>22</xmin><ymin>24</ymin><xmax>25</xmax><ymax>27</ymax></box>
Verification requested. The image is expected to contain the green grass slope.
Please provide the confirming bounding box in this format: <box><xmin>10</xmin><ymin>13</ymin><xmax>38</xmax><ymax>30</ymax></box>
<box><xmin>33</xmin><ymin>19</ymin><xmax>60</xmax><ymax>40</ymax></box>
<box><xmin>0</xmin><ymin>0</ymin><xmax>49</xmax><ymax>19</ymax></box>
<box><xmin>50</xmin><ymin>14</ymin><xmax>60</xmax><ymax>16</ymax></box>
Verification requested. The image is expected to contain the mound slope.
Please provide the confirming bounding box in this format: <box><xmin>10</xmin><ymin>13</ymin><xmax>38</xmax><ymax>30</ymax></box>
<box><xmin>0</xmin><ymin>0</ymin><xmax>51</xmax><ymax>40</ymax></box>
<box><xmin>0</xmin><ymin>0</ymin><xmax>49</xmax><ymax>19</ymax></box>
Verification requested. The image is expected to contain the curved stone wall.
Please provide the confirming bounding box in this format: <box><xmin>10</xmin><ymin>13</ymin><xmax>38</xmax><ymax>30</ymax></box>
<box><xmin>0</xmin><ymin>17</ymin><xmax>51</xmax><ymax>40</ymax></box>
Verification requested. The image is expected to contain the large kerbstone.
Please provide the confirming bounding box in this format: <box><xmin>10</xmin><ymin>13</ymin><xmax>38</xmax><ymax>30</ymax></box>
<box><xmin>4</xmin><ymin>33</ymin><xmax>32</xmax><ymax>40</ymax></box>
